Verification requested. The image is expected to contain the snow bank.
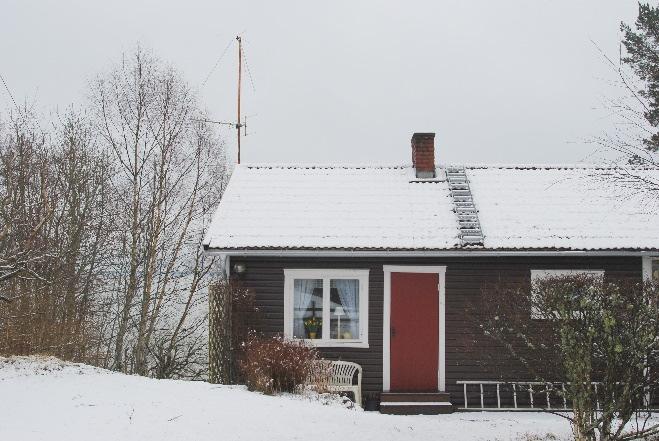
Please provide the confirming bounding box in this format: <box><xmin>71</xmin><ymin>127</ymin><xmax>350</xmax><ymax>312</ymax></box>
<box><xmin>0</xmin><ymin>356</ymin><xmax>572</xmax><ymax>441</ymax></box>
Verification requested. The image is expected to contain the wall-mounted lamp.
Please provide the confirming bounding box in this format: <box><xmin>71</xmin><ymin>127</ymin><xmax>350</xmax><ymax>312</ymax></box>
<box><xmin>232</xmin><ymin>262</ymin><xmax>247</xmax><ymax>277</ymax></box>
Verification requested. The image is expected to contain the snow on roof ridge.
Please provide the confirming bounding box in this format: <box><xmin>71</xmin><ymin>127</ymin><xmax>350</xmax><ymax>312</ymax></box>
<box><xmin>240</xmin><ymin>163</ymin><xmax>412</xmax><ymax>170</ymax></box>
<box><xmin>238</xmin><ymin>162</ymin><xmax>659</xmax><ymax>171</ymax></box>
<box><xmin>461</xmin><ymin>163</ymin><xmax>659</xmax><ymax>170</ymax></box>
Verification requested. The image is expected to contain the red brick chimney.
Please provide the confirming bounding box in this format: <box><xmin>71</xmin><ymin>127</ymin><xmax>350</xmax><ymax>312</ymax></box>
<box><xmin>411</xmin><ymin>132</ymin><xmax>435</xmax><ymax>178</ymax></box>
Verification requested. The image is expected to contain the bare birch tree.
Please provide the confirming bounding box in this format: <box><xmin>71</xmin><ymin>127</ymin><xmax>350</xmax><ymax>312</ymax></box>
<box><xmin>91</xmin><ymin>47</ymin><xmax>227</xmax><ymax>377</ymax></box>
<box><xmin>590</xmin><ymin>3</ymin><xmax>659</xmax><ymax>194</ymax></box>
<box><xmin>0</xmin><ymin>109</ymin><xmax>112</xmax><ymax>361</ymax></box>
<box><xmin>0</xmin><ymin>111</ymin><xmax>52</xmax><ymax>293</ymax></box>
<box><xmin>0</xmin><ymin>46</ymin><xmax>227</xmax><ymax>378</ymax></box>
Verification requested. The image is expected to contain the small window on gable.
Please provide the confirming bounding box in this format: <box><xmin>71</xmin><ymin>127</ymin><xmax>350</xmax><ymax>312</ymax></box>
<box><xmin>530</xmin><ymin>269</ymin><xmax>604</xmax><ymax>319</ymax></box>
<box><xmin>284</xmin><ymin>269</ymin><xmax>369</xmax><ymax>348</ymax></box>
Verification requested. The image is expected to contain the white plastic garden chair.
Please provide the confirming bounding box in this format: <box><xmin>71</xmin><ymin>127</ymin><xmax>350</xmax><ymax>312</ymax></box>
<box><xmin>327</xmin><ymin>361</ymin><xmax>363</xmax><ymax>406</ymax></box>
<box><xmin>308</xmin><ymin>360</ymin><xmax>363</xmax><ymax>406</ymax></box>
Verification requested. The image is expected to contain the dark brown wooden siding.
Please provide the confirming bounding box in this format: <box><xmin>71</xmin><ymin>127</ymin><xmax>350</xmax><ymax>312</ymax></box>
<box><xmin>229</xmin><ymin>255</ymin><xmax>643</xmax><ymax>404</ymax></box>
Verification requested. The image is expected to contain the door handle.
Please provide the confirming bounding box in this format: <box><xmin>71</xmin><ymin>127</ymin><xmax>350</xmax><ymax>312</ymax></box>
<box><xmin>390</xmin><ymin>326</ymin><xmax>396</xmax><ymax>338</ymax></box>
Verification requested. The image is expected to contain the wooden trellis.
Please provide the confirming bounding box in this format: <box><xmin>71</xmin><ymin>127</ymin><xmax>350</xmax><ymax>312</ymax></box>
<box><xmin>208</xmin><ymin>282</ymin><xmax>233</xmax><ymax>384</ymax></box>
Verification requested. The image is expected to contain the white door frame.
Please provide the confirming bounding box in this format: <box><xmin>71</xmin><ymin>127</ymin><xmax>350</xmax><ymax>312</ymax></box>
<box><xmin>382</xmin><ymin>265</ymin><xmax>447</xmax><ymax>392</ymax></box>
<box><xmin>642</xmin><ymin>256</ymin><xmax>655</xmax><ymax>281</ymax></box>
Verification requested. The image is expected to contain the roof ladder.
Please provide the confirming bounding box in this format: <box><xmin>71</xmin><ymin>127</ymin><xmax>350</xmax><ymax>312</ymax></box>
<box><xmin>446</xmin><ymin>166</ymin><xmax>485</xmax><ymax>246</ymax></box>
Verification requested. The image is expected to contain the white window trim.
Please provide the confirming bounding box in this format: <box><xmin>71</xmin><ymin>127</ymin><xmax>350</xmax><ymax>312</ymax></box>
<box><xmin>382</xmin><ymin>265</ymin><xmax>447</xmax><ymax>392</ymax></box>
<box><xmin>530</xmin><ymin>269</ymin><xmax>605</xmax><ymax>319</ymax></box>
<box><xmin>530</xmin><ymin>269</ymin><xmax>605</xmax><ymax>280</ymax></box>
<box><xmin>642</xmin><ymin>257</ymin><xmax>658</xmax><ymax>282</ymax></box>
<box><xmin>283</xmin><ymin>268</ymin><xmax>369</xmax><ymax>348</ymax></box>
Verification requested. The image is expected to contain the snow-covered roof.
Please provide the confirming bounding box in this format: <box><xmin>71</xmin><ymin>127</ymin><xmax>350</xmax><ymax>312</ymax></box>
<box><xmin>466</xmin><ymin>166</ymin><xmax>659</xmax><ymax>250</ymax></box>
<box><xmin>203</xmin><ymin>164</ymin><xmax>659</xmax><ymax>252</ymax></box>
<box><xmin>204</xmin><ymin>165</ymin><xmax>458</xmax><ymax>250</ymax></box>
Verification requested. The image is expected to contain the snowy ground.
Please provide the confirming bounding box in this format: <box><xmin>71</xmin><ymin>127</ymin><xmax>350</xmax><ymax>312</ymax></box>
<box><xmin>0</xmin><ymin>356</ymin><xmax>574</xmax><ymax>441</ymax></box>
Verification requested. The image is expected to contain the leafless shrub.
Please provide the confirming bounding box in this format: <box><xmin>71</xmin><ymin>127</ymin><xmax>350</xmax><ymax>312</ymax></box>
<box><xmin>479</xmin><ymin>274</ymin><xmax>659</xmax><ymax>441</ymax></box>
<box><xmin>240</xmin><ymin>334</ymin><xmax>322</xmax><ymax>395</ymax></box>
<box><xmin>515</xmin><ymin>434</ymin><xmax>563</xmax><ymax>441</ymax></box>
<box><xmin>305</xmin><ymin>360</ymin><xmax>334</xmax><ymax>395</ymax></box>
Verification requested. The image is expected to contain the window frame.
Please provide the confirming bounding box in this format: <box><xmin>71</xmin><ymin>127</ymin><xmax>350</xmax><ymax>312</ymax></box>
<box><xmin>642</xmin><ymin>257</ymin><xmax>659</xmax><ymax>282</ymax></box>
<box><xmin>529</xmin><ymin>269</ymin><xmax>605</xmax><ymax>319</ymax></box>
<box><xmin>283</xmin><ymin>268</ymin><xmax>369</xmax><ymax>348</ymax></box>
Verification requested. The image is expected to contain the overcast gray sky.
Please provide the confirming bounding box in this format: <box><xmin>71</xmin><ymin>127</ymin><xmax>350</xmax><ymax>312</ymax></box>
<box><xmin>0</xmin><ymin>0</ymin><xmax>641</xmax><ymax>165</ymax></box>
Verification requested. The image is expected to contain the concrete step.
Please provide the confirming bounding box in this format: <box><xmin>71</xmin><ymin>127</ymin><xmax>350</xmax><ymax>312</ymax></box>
<box><xmin>379</xmin><ymin>392</ymin><xmax>454</xmax><ymax>415</ymax></box>
<box><xmin>381</xmin><ymin>392</ymin><xmax>451</xmax><ymax>402</ymax></box>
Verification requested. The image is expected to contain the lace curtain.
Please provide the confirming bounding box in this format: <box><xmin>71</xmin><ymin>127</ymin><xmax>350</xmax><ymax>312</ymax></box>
<box><xmin>332</xmin><ymin>279</ymin><xmax>359</xmax><ymax>338</ymax></box>
<box><xmin>293</xmin><ymin>279</ymin><xmax>321</xmax><ymax>338</ymax></box>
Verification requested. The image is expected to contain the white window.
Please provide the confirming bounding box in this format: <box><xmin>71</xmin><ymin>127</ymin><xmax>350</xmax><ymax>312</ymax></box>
<box><xmin>284</xmin><ymin>269</ymin><xmax>369</xmax><ymax>348</ymax></box>
<box><xmin>644</xmin><ymin>258</ymin><xmax>659</xmax><ymax>283</ymax></box>
<box><xmin>530</xmin><ymin>269</ymin><xmax>604</xmax><ymax>319</ymax></box>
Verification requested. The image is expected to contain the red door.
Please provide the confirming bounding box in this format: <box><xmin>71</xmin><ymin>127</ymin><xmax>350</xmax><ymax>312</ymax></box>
<box><xmin>390</xmin><ymin>272</ymin><xmax>439</xmax><ymax>391</ymax></box>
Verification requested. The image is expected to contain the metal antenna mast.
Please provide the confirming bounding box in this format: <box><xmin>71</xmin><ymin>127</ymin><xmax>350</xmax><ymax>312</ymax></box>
<box><xmin>195</xmin><ymin>36</ymin><xmax>247</xmax><ymax>164</ymax></box>
<box><xmin>236</xmin><ymin>35</ymin><xmax>243</xmax><ymax>164</ymax></box>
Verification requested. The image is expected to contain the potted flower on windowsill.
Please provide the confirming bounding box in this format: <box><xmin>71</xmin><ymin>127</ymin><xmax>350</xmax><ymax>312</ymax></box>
<box><xmin>303</xmin><ymin>317</ymin><xmax>322</xmax><ymax>339</ymax></box>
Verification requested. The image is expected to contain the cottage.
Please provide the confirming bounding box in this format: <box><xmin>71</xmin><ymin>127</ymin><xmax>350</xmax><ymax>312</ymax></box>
<box><xmin>203</xmin><ymin>133</ymin><xmax>659</xmax><ymax>413</ymax></box>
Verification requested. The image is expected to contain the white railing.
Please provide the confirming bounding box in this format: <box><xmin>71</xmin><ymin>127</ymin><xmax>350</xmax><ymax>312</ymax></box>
<box><xmin>457</xmin><ymin>381</ymin><xmax>657</xmax><ymax>411</ymax></box>
<box><xmin>456</xmin><ymin>381</ymin><xmax>599</xmax><ymax>411</ymax></box>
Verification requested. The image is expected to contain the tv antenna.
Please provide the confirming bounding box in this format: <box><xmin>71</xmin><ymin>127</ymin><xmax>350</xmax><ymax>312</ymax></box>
<box><xmin>236</xmin><ymin>35</ymin><xmax>243</xmax><ymax>164</ymax></box>
<box><xmin>195</xmin><ymin>35</ymin><xmax>248</xmax><ymax>164</ymax></box>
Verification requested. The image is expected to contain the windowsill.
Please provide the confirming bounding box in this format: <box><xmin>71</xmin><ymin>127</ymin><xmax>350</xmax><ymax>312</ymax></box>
<box><xmin>300</xmin><ymin>339</ymin><xmax>369</xmax><ymax>349</ymax></box>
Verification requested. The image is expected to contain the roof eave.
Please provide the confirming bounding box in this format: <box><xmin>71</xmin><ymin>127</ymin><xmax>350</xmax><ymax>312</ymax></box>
<box><xmin>203</xmin><ymin>247</ymin><xmax>659</xmax><ymax>258</ymax></box>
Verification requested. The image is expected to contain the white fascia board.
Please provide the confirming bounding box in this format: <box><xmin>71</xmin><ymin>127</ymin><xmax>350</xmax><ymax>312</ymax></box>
<box><xmin>205</xmin><ymin>249</ymin><xmax>659</xmax><ymax>258</ymax></box>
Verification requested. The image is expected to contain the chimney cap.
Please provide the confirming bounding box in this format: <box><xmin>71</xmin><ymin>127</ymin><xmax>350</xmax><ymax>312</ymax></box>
<box><xmin>412</xmin><ymin>132</ymin><xmax>435</xmax><ymax>138</ymax></box>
